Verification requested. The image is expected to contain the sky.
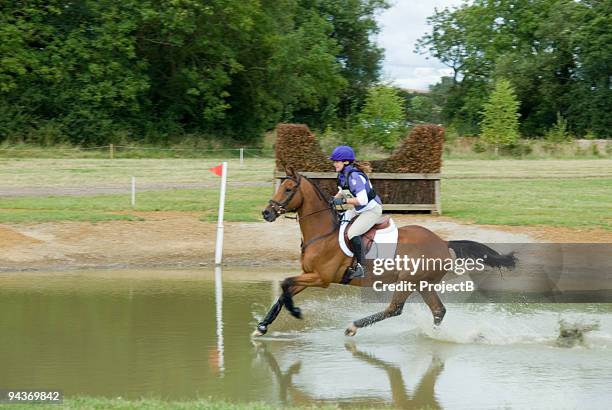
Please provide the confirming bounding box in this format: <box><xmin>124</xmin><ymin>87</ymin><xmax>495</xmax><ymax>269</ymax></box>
<box><xmin>375</xmin><ymin>0</ymin><xmax>467</xmax><ymax>91</ymax></box>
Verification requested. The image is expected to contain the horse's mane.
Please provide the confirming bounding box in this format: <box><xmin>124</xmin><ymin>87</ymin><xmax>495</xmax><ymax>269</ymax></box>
<box><xmin>301</xmin><ymin>174</ymin><xmax>339</xmax><ymax>228</ymax></box>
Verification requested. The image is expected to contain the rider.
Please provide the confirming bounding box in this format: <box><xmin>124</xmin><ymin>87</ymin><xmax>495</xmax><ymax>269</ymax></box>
<box><xmin>330</xmin><ymin>145</ymin><xmax>383</xmax><ymax>279</ymax></box>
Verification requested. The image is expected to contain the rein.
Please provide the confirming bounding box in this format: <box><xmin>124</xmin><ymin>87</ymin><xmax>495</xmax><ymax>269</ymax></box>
<box><xmin>269</xmin><ymin>174</ymin><xmax>339</xmax><ymax>254</ymax></box>
<box><xmin>300</xmin><ymin>223</ymin><xmax>337</xmax><ymax>254</ymax></box>
<box><xmin>286</xmin><ymin>206</ymin><xmax>331</xmax><ymax>221</ymax></box>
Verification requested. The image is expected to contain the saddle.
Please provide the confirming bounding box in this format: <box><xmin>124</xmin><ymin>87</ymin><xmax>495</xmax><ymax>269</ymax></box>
<box><xmin>343</xmin><ymin>215</ymin><xmax>392</xmax><ymax>254</ymax></box>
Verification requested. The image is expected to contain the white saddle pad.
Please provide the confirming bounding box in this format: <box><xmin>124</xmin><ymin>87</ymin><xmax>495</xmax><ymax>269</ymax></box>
<box><xmin>338</xmin><ymin>216</ymin><xmax>398</xmax><ymax>259</ymax></box>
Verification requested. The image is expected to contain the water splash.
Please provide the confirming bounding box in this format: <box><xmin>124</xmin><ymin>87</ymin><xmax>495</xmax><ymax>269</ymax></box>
<box><xmin>251</xmin><ymin>288</ymin><xmax>612</xmax><ymax>349</ymax></box>
<box><xmin>557</xmin><ymin>319</ymin><xmax>600</xmax><ymax>348</ymax></box>
<box><xmin>407</xmin><ymin>303</ymin><xmax>612</xmax><ymax>349</ymax></box>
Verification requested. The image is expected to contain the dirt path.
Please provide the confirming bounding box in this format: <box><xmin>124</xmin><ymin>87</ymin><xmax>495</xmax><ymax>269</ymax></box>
<box><xmin>0</xmin><ymin>212</ymin><xmax>609</xmax><ymax>271</ymax></box>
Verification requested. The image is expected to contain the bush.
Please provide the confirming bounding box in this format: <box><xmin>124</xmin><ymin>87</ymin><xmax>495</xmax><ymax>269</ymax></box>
<box><xmin>275</xmin><ymin>123</ymin><xmax>444</xmax><ymax>173</ymax></box>
<box><xmin>545</xmin><ymin>112</ymin><xmax>571</xmax><ymax>143</ymax></box>
<box><xmin>473</xmin><ymin>140</ymin><xmax>487</xmax><ymax>153</ymax></box>
<box><xmin>275</xmin><ymin>124</ymin><xmax>331</xmax><ymax>172</ymax></box>
<box><xmin>500</xmin><ymin>141</ymin><xmax>533</xmax><ymax>157</ymax></box>
<box><xmin>370</xmin><ymin>124</ymin><xmax>444</xmax><ymax>173</ymax></box>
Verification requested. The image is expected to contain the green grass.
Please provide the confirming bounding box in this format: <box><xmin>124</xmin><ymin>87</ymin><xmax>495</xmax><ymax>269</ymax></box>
<box><xmin>0</xmin><ymin>186</ymin><xmax>270</xmax><ymax>223</ymax></box>
<box><xmin>0</xmin><ymin>158</ymin><xmax>609</xmax><ymax>229</ymax></box>
<box><xmin>0</xmin><ymin>143</ymin><xmax>274</xmax><ymax>160</ymax></box>
<box><xmin>441</xmin><ymin>159</ymin><xmax>612</xmax><ymax>179</ymax></box>
<box><xmin>442</xmin><ymin>177</ymin><xmax>612</xmax><ymax>229</ymax></box>
<box><xmin>0</xmin><ymin>396</ymin><xmax>343</xmax><ymax>410</ymax></box>
<box><xmin>442</xmin><ymin>137</ymin><xmax>611</xmax><ymax>160</ymax></box>
<box><xmin>0</xmin><ymin>158</ymin><xmax>274</xmax><ymax>188</ymax></box>
<box><xmin>0</xmin><ymin>210</ymin><xmax>141</xmax><ymax>223</ymax></box>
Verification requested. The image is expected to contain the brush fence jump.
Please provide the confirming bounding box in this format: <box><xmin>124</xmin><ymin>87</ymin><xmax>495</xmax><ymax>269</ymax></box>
<box><xmin>274</xmin><ymin>171</ymin><xmax>441</xmax><ymax>214</ymax></box>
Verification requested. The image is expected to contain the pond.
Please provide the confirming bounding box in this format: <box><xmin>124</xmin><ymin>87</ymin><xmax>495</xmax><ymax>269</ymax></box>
<box><xmin>1</xmin><ymin>269</ymin><xmax>611</xmax><ymax>409</ymax></box>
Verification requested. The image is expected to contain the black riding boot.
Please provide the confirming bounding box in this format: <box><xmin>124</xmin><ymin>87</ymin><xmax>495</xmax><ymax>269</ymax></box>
<box><xmin>348</xmin><ymin>235</ymin><xmax>366</xmax><ymax>279</ymax></box>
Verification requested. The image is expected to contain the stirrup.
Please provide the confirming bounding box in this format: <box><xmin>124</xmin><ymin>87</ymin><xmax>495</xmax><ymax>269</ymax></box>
<box><xmin>348</xmin><ymin>263</ymin><xmax>366</xmax><ymax>279</ymax></box>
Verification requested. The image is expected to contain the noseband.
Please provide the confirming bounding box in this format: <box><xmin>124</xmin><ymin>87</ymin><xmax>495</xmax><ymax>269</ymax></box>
<box><xmin>268</xmin><ymin>175</ymin><xmax>302</xmax><ymax>216</ymax></box>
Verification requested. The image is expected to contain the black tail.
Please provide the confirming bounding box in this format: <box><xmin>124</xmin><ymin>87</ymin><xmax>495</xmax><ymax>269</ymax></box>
<box><xmin>448</xmin><ymin>240</ymin><xmax>516</xmax><ymax>269</ymax></box>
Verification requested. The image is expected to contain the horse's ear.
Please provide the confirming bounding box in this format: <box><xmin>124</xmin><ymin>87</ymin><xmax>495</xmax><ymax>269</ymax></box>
<box><xmin>285</xmin><ymin>166</ymin><xmax>295</xmax><ymax>177</ymax></box>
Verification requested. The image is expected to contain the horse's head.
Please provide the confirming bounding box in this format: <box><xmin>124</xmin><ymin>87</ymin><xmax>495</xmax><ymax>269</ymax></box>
<box><xmin>262</xmin><ymin>167</ymin><xmax>303</xmax><ymax>222</ymax></box>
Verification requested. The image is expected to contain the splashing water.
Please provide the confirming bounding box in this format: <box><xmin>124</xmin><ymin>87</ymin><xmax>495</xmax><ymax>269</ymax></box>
<box><xmin>404</xmin><ymin>303</ymin><xmax>612</xmax><ymax>349</ymax></box>
<box><xmin>253</xmin><ymin>289</ymin><xmax>612</xmax><ymax>349</ymax></box>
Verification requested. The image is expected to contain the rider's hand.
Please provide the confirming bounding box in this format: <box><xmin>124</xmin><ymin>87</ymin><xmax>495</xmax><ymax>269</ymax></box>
<box><xmin>332</xmin><ymin>197</ymin><xmax>346</xmax><ymax>206</ymax></box>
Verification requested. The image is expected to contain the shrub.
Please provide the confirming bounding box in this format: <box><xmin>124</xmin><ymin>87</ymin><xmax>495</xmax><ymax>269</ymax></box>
<box><xmin>480</xmin><ymin>79</ymin><xmax>520</xmax><ymax>152</ymax></box>
<box><xmin>473</xmin><ymin>140</ymin><xmax>487</xmax><ymax>153</ymax></box>
<box><xmin>370</xmin><ymin>124</ymin><xmax>444</xmax><ymax>173</ymax></box>
<box><xmin>545</xmin><ymin>112</ymin><xmax>571</xmax><ymax>143</ymax></box>
<box><xmin>275</xmin><ymin>124</ymin><xmax>331</xmax><ymax>172</ymax></box>
<box><xmin>275</xmin><ymin>123</ymin><xmax>444</xmax><ymax>173</ymax></box>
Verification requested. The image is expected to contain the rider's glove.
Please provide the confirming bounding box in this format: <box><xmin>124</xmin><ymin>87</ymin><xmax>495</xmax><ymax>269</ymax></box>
<box><xmin>332</xmin><ymin>197</ymin><xmax>346</xmax><ymax>206</ymax></box>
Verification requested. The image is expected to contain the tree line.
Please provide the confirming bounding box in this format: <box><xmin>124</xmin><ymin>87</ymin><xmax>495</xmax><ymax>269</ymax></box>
<box><xmin>416</xmin><ymin>0</ymin><xmax>611</xmax><ymax>139</ymax></box>
<box><xmin>0</xmin><ymin>0</ymin><xmax>388</xmax><ymax>145</ymax></box>
<box><xmin>1</xmin><ymin>0</ymin><xmax>609</xmax><ymax>147</ymax></box>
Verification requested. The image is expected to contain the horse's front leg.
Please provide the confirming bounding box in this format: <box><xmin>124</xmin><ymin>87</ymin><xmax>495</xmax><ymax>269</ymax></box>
<box><xmin>253</xmin><ymin>285</ymin><xmax>305</xmax><ymax>337</ymax></box>
<box><xmin>254</xmin><ymin>271</ymin><xmax>325</xmax><ymax>337</ymax></box>
<box><xmin>281</xmin><ymin>272</ymin><xmax>325</xmax><ymax>319</ymax></box>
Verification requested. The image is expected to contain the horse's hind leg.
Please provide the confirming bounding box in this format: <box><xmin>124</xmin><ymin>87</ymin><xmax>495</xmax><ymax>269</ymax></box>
<box><xmin>345</xmin><ymin>289</ymin><xmax>412</xmax><ymax>337</ymax></box>
<box><xmin>420</xmin><ymin>289</ymin><xmax>446</xmax><ymax>326</ymax></box>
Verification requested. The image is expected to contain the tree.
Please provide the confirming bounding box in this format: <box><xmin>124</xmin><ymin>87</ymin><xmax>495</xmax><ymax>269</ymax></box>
<box><xmin>417</xmin><ymin>0</ymin><xmax>612</xmax><ymax>138</ymax></box>
<box><xmin>405</xmin><ymin>95</ymin><xmax>439</xmax><ymax>124</ymax></box>
<box><xmin>0</xmin><ymin>0</ymin><xmax>388</xmax><ymax>144</ymax></box>
<box><xmin>308</xmin><ymin>0</ymin><xmax>389</xmax><ymax>119</ymax></box>
<box><xmin>480</xmin><ymin>79</ymin><xmax>520</xmax><ymax>153</ymax></box>
<box><xmin>355</xmin><ymin>85</ymin><xmax>406</xmax><ymax>150</ymax></box>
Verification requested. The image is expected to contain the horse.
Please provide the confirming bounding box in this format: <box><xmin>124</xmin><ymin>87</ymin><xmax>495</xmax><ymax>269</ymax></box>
<box><xmin>255</xmin><ymin>168</ymin><xmax>515</xmax><ymax>337</ymax></box>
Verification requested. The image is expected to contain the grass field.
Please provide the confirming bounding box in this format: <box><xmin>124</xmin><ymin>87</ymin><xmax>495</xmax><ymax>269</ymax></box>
<box><xmin>0</xmin><ymin>397</ymin><xmax>343</xmax><ymax>410</ymax></box>
<box><xmin>0</xmin><ymin>158</ymin><xmax>610</xmax><ymax>229</ymax></box>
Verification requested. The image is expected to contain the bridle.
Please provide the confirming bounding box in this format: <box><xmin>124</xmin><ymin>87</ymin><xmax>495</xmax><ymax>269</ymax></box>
<box><xmin>268</xmin><ymin>175</ymin><xmax>302</xmax><ymax>216</ymax></box>
<box><xmin>267</xmin><ymin>174</ymin><xmax>340</xmax><ymax>253</ymax></box>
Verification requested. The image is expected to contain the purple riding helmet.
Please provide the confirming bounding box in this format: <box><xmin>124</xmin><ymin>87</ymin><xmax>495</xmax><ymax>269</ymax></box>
<box><xmin>329</xmin><ymin>145</ymin><xmax>355</xmax><ymax>162</ymax></box>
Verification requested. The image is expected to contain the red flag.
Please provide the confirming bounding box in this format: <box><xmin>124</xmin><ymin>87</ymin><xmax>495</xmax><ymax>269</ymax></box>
<box><xmin>209</xmin><ymin>164</ymin><xmax>223</xmax><ymax>176</ymax></box>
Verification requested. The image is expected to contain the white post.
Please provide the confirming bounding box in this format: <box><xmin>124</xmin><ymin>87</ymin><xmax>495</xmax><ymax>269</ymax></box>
<box><xmin>239</xmin><ymin>148</ymin><xmax>244</xmax><ymax>166</ymax></box>
<box><xmin>214</xmin><ymin>162</ymin><xmax>228</xmax><ymax>265</ymax></box>
<box><xmin>131</xmin><ymin>176</ymin><xmax>136</xmax><ymax>207</ymax></box>
<box><xmin>214</xmin><ymin>265</ymin><xmax>225</xmax><ymax>376</ymax></box>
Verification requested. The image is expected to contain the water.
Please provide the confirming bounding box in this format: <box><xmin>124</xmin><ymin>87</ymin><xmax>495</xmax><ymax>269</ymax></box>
<box><xmin>0</xmin><ymin>269</ymin><xmax>611</xmax><ymax>409</ymax></box>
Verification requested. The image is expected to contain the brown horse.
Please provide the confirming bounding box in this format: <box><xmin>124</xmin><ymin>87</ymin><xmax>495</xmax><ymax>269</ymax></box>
<box><xmin>255</xmin><ymin>168</ymin><xmax>515</xmax><ymax>337</ymax></box>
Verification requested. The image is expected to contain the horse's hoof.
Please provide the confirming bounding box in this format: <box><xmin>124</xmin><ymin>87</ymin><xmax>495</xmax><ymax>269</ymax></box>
<box><xmin>433</xmin><ymin>314</ymin><xmax>444</xmax><ymax>326</ymax></box>
<box><xmin>290</xmin><ymin>307</ymin><xmax>302</xmax><ymax>319</ymax></box>
<box><xmin>252</xmin><ymin>324</ymin><xmax>267</xmax><ymax>337</ymax></box>
<box><xmin>345</xmin><ymin>323</ymin><xmax>358</xmax><ymax>337</ymax></box>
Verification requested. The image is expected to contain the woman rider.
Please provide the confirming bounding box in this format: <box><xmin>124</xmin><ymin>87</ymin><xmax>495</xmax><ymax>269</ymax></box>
<box><xmin>330</xmin><ymin>145</ymin><xmax>383</xmax><ymax>279</ymax></box>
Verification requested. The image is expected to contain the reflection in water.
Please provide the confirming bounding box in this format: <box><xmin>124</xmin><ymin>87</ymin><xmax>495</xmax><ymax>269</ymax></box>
<box><xmin>0</xmin><ymin>269</ymin><xmax>611</xmax><ymax>408</ymax></box>
<box><xmin>344</xmin><ymin>342</ymin><xmax>443</xmax><ymax>409</ymax></box>
<box><xmin>253</xmin><ymin>341</ymin><xmax>310</xmax><ymax>406</ymax></box>
<box><xmin>254</xmin><ymin>338</ymin><xmax>445</xmax><ymax>409</ymax></box>
<box><xmin>214</xmin><ymin>267</ymin><xmax>225</xmax><ymax>376</ymax></box>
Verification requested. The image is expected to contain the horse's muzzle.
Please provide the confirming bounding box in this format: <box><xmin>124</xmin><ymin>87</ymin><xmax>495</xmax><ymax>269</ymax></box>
<box><xmin>262</xmin><ymin>207</ymin><xmax>277</xmax><ymax>222</ymax></box>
